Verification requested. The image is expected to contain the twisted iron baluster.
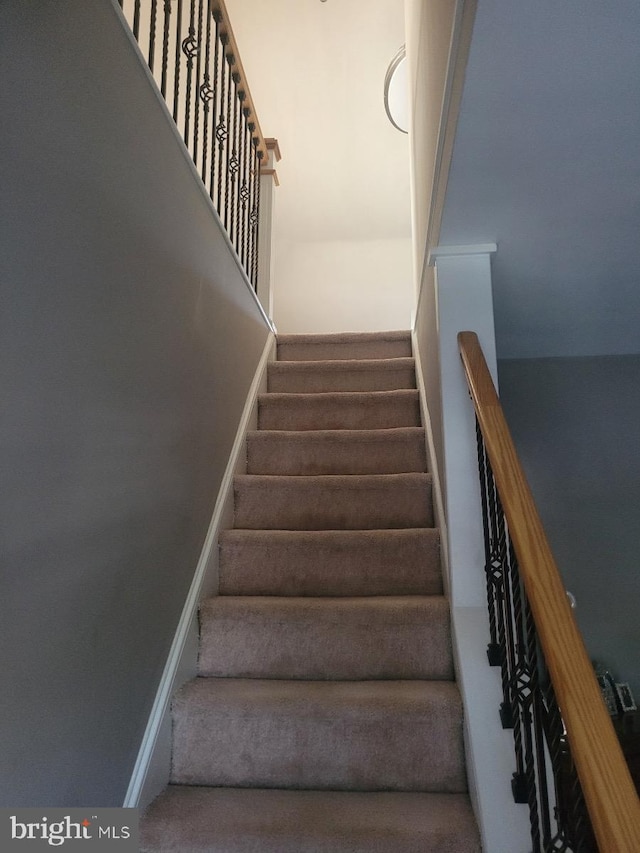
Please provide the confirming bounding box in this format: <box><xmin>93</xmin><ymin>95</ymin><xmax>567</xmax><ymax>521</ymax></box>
<box><xmin>199</xmin><ymin>0</ymin><xmax>214</xmax><ymax>184</ymax></box>
<box><xmin>182</xmin><ymin>0</ymin><xmax>198</xmax><ymax>148</ymax></box>
<box><xmin>148</xmin><ymin>0</ymin><xmax>158</xmax><ymax>73</ymax></box>
<box><xmin>192</xmin><ymin>0</ymin><xmax>205</xmax><ymax>170</ymax></box>
<box><xmin>209</xmin><ymin>11</ymin><xmax>222</xmax><ymax>201</ymax></box>
<box><xmin>172</xmin><ymin>0</ymin><xmax>183</xmax><ymax>122</ymax></box>
<box><xmin>239</xmin><ymin>106</ymin><xmax>250</xmax><ymax>270</ymax></box>
<box><xmin>133</xmin><ymin>0</ymin><xmax>141</xmax><ymax>40</ymax></box>
<box><xmin>160</xmin><ymin>0</ymin><xmax>171</xmax><ymax>97</ymax></box>
<box><xmin>228</xmin><ymin>75</ymin><xmax>241</xmax><ymax>253</ymax></box>
<box><xmin>223</xmin><ymin>57</ymin><xmax>236</xmax><ymax>231</ymax></box>
<box><xmin>215</xmin><ymin>32</ymin><xmax>229</xmax><ymax>216</ymax></box>
<box><xmin>251</xmin><ymin>148</ymin><xmax>263</xmax><ymax>290</ymax></box>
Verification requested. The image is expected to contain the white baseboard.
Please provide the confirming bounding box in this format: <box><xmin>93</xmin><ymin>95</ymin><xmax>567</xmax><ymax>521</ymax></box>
<box><xmin>410</xmin><ymin>330</ymin><xmax>450</xmax><ymax>595</ymax></box>
<box><xmin>123</xmin><ymin>331</ymin><xmax>276</xmax><ymax>809</ymax></box>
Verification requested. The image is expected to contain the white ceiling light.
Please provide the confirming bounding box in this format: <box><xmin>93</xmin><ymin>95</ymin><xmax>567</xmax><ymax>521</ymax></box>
<box><xmin>384</xmin><ymin>45</ymin><xmax>408</xmax><ymax>134</ymax></box>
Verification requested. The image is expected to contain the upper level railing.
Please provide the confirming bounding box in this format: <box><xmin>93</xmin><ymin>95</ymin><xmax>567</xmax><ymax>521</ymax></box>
<box><xmin>458</xmin><ymin>331</ymin><xmax>640</xmax><ymax>852</ymax></box>
<box><xmin>117</xmin><ymin>0</ymin><xmax>268</xmax><ymax>289</ymax></box>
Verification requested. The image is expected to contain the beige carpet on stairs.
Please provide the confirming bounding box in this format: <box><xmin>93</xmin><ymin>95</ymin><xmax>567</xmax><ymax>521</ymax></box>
<box><xmin>140</xmin><ymin>330</ymin><xmax>482</xmax><ymax>852</ymax></box>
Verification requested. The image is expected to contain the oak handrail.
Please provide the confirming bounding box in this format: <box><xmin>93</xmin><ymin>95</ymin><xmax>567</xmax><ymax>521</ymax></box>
<box><xmin>212</xmin><ymin>0</ymin><xmax>268</xmax><ymax>165</ymax></box>
<box><xmin>458</xmin><ymin>330</ymin><xmax>640</xmax><ymax>852</ymax></box>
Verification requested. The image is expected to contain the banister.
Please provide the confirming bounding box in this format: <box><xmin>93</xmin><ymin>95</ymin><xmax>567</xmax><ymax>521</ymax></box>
<box><xmin>117</xmin><ymin>0</ymin><xmax>275</xmax><ymax>291</ymax></box>
<box><xmin>458</xmin><ymin>330</ymin><xmax>640</xmax><ymax>851</ymax></box>
<box><xmin>212</xmin><ymin>0</ymin><xmax>268</xmax><ymax>165</ymax></box>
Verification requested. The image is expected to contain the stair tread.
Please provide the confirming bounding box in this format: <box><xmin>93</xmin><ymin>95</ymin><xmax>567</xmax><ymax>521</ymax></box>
<box><xmin>233</xmin><ymin>473</ymin><xmax>434</xmax><ymax>530</ymax></box>
<box><xmin>171</xmin><ymin>678</ymin><xmax>467</xmax><ymax>792</ymax></box>
<box><xmin>218</xmin><ymin>528</ymin><xmax>442</xmax><ymax>596</ymax></box>
<box><xmin>141</xmin><ymin>786</ymin><xmax>482</xmax><ymax>853</ymax></box>
<box><xmin>258</xmin><ymin>389</ymin><xmax>421</xmax><ymax>430</ymax></box>
<box><xmin>271</xmin><ymin>357</ymin><xmax>415</xmax><ymax>370</ymax></box>
<box><xmin>268</xmin><ymin>359</ymin><xmax>416</xmax><ymax>393</ymax></box>
<box><xmin>246</xmin><ymin>427</ymin><xmax>427</xmax><ymax>475</ymax></box>
<box><xmin>198</xmin><ymin>596</ymin><xmax>453</xmax><ymax>680</ymax></box>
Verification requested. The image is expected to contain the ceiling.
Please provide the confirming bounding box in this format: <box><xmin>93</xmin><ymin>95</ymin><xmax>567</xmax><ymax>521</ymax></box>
<box><xmin>440</xmin><ymin>0</ymin><xmax>640</xmax><ymax>359</ymax></box>
<box><xmin>224</xmin><ymin>0</ymin><xmax>411</xmax><ymax>245</ymax></box>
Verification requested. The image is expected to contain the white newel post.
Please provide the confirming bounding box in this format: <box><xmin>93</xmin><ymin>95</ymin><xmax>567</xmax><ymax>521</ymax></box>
<box><xmin>257</xmin><ymin>138</ymin><xmax>281</xmax><ymax>321</ymax></box>
<box><xmin>430</xmin><ymin>245</ymin><xmax>498</xmax><ymax>609</ymax></box>
<box><xmin>430</xmin><ymin>244</ymin><xmax>531</xmax><ymax>853</ymax></box>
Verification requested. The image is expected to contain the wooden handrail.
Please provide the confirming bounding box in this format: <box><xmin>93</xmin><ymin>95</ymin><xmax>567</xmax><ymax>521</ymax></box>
<box><xmin>458</xmin><ymin>331</ymin><xmax>640</xmax><ymax>852</ymax></box>
<box><xmin>213</xmin><ymin>1</ymin><xmax>268</xmax><ymax>165</ymax></box>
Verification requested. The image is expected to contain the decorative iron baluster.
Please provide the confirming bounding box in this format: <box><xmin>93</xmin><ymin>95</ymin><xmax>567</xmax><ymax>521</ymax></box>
<box><xmin>192</xmin><ymin>0</ymin><xmax>205</xmax><ymax>170</ymax></box>
<box><xmin>475</xmin><ymin>420</ymin><xmax>502</xmax><ymax>666</ymax></box>
<box><xmin>160</xmin><ymin>0</ymin><xmax>171</xmax><ymax>97</ymax></box>
<box><xmin>148</xmin><ymin>0</ymin><xmax>158</xmax><ymax>73</ymax></box>
<box><xmin>120</xmin><ymin>0</ymin><xmax>266</xmax><ymax>288</ymax></box>
<box><xmin>251</xmin><ymin>148</ymin><xmax>263</xmax><ymax>290</ymax></box>
<box><xmin>239</xmin><ymin>106</ymin><xmax>250</xmax><ymax>269</ymax></box>
<box><xmin>209</xmin><ymin>11</ymin><xmax>222</xmax><ymax>201</ymax></box>
<box><xmin>473</xmin><ymin>423</ymin><xmax>598</xmax><ymax>853</ymax></box>
<box><xmin>133</xmin><ymin>0</ymin><xmax>141</xmax><ymax>40</ymax></box>
<box><xmin>246</xmin><ymin>122</ymin><xmax>259</xmax><ymax>287</ymax></box>
<box><xmin>172</xmin><ymin>0</ymin><xmax>183</xmax><ymax>122</ymax></box>
<box><xmin>223</xmin><ymin>51</ymin><xmax>236</xmax><ymax>231</ymax></box>
<box><xmin>228</xmin><ymin>74</ymin><xmax>241</xmax><ymax>251</ymax></box>
<box><xmin>182</xmin><ymin>0</ymin><xmax>199</xmax><ymax>148</ymax></box>
<box><xmin>199</xmin><ymin>0</ymin><xmax>214</xmax><ymax>185</ymax></box>
<box><xmin>215</xmin><ymin>32</ymin><xmax>229</xmax><ymax>216</ymax></box>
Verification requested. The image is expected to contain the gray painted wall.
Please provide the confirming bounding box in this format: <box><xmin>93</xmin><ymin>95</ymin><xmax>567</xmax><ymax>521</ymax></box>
<box><xmin>439</xmin><ymin>0</ymin><xmax>640</xmax><ymax>360</ymax></box>
<box><xmin>499</xmin><ymin>357</ymin><xmax>640</xmax><ymax>704</ymax></box>
<box><xmin>0</xmin><ymin>0</ymin><xmax>269</xmax><ymax>806</ymax></box>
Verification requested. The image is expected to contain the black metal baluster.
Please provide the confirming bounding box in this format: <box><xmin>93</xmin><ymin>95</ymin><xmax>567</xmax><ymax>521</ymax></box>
<box><xmin>228</xmin><ymin>74</ymin><xmax>241</xmax><ymax>252</ymax></box>
<box><xmin>133</xmin><ymin>0</ymin><xmax>141</xmax><ymax>40</ymax></box>
<box><xmin>489</xmin><ymin>476</ymin><xmax>514</xmax><ymax>729</ymax></box>
<box><xmin>245</xmin><ymin>128</ymin><xmax>258</xmax><ymax>281</ymax></box>
<box><xmin>235</xmin><ymin>89</ymin><xmax>247</xmax><ymax>262</ymax></box>
<box><xmin>192</xmin><ymin>0</ymin><xmax>205</xmax><ymax>171</ymax></box>
<box><xmin>160</xmin><ymin>0</ymin><xmax>171</xmax><ymax>98</ymax></box>
<box><xmin>223</xmin><ymin>52</ymin><xmax>236</xmax><ymax>231</ymax></box>
<box><xmin>251</xmin><ymin>148</ymin><xmax>263</xmax><ymax>290</ymax></box>
<box><xmin>199</xmin><ymin>1</ymin><xmax>214</xmax><ymax>184</ymax></box>
<box><xmin>172</xmin><ymin>0</ymin><xmax>183</xmax><ymax>122</ymax></box>
<box><xmin>215</xmin><ymin>33</ymin><xmax>229</xmax><ymax>216</ymax></box>
<box><xmin>475</xmin><ymin>421</ymin><xmax>502</xmax><ymax>666</ymax></box>
<box><xmin>182</xmin><ymin>0</ymin><xmax>198</xmax><ymax>149</ymax></box>
<box><xmin>209</xmin><ymin>11</ymin><xmax>222</xmax><ymax>201</ymax></box>
<box><xmin>239</xmin><ymin>106</ymin><xmax>250</xmax><ymax>270</ymax></box>
<box><xmin>148</xmin><ymin>0</ymin><xmax>158</xmax><ymax>73</ymax></box>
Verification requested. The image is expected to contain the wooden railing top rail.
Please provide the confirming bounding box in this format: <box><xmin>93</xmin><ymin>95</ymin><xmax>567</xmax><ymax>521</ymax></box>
<box><xmin>213</xmin><ymin>0</ymin><xmax>268</xmax><ymax>164</ymax></box>
<box><xmin>458</xmin><ymin>330</ymin><xmax>640</xmax><ymax>852</ymax></box>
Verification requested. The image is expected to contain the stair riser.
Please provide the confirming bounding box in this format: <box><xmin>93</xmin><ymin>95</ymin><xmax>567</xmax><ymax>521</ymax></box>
<box><xmin>258</xmin><ymin>391</ymin><xmax>421</xmax><ymax>431</ymax></box>
<box><xmin>234</xmin><ymin>474</ymin><xmax>434</xmax><ymax>530</ymax></box>
<box><xmin>141</xmin><ymin>788</ymin><xmax>482</xmax><ymax>853</ymax></box>
<box><xmin>171</xmin><ymin>681</ymin><xmax>467</xmax><ymax>793</ymax></box>
<box><xmin>218</xmin><ymin>529</ymin><xmax>442</xmax><ymax>597</ymax></box>
<box><xmin>277</xmin><ymin>335</ymin><xmax>412</xmax><ymax>362</ymax></box>
<box><xmin>246</xmin><ymin>429</ymin><xmax>427</xmax><ymax>475</ymax></box>
<box><xmin>198</xmin><ymin>598</ymin><xmax>453</xmax><ymax>680</ymax></box>
<box><xmin>268</xmin><ymin>361</ymin><xmax>416</xmax><ymax>394</ymax></box>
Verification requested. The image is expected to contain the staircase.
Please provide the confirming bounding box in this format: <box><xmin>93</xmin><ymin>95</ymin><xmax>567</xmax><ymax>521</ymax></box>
<box><xmin>140</xmin><ymin>331</ymin><xmax>481</xmax><ymax>852</ymax></box>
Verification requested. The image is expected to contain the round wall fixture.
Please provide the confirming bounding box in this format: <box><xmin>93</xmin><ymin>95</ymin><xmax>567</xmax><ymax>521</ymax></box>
<box><xmin>384</xmin><ymin>45</ymin><xmax>408</xmax><ymax>134</ymax></box>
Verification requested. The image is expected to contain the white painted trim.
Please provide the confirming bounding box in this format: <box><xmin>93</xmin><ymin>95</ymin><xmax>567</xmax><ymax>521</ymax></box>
<box><xmin>423</xmin><ymin>0</ymin><xmax>478</xmax><ymax>264</ymax></box>
<box><xmin>110</xmin><ymin>0</ymin><xmax>275</xmax><ymax>335</ymax></box>
<box><xmin>123</xmin><ymin>332</ymin><xmax>276</xmax><ymax>808</ymax></box>
<box><xmin>428</xmin><ymin>243</ymin><xmax>497</xmax><ymax>266</ymax></box>
<box><xmin>410</xmin><ymin>330</ymin><xmax>450</xmax><ymax>593</ymax></box>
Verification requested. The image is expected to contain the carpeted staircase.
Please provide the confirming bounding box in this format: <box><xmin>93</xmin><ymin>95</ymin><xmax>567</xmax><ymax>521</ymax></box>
<box><xmin>141</xmin><ymin>331</ymin><xmax>482</xmax><ymax>852</ymax></box>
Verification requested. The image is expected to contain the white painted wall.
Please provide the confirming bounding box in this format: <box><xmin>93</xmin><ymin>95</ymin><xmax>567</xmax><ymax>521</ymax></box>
<box><xmin>273</xmin><ymin>237</ymin><xmax>413</xmax><ymax>333</ymax></box>
<box><xmin>225</xmin><ymin>0</ymin><xmax>414</xmax><ymax>333</ymax></box>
